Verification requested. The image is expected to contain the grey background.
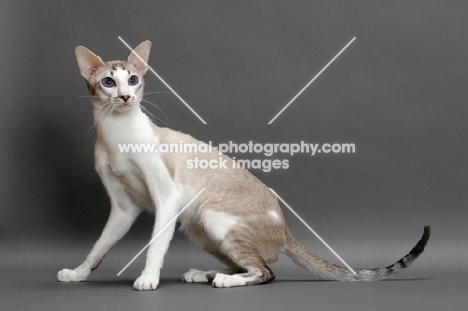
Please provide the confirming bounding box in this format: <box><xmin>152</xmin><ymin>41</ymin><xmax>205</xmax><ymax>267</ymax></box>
<box><xmin>1</xmin><ymin>0</ymin><xmax>467</xmax><ymax>310</ymax></box>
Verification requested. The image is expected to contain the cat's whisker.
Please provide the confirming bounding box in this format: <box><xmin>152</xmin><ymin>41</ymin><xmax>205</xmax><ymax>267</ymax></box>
<box><xmin>101</xmin><ymin>103</ymin><xmax>117</xmax><ymax>141</ymax></box>
<box><xmin>140</xmin><ymin>105</ymin><xmax>171</xmax><ymax>128</ymax></box>
<box><xmin>140</xmin><ymin>105</ymin><xmax>157</xmax><ymax>125</ymax></box>
<box><xmin>141</xmin><ymin>99</ymin><xmax>170</xmax><ymax>124</ymax></box>
<box><xmin>143</xmin><ymin>91</ymin><xmax>171</xmax><ymax>95</ymax></box>
<box><xmin>140</xmin><ymin>104</ymin><xmax>171</xmax><ymax>125</ymax></box>
<box><xmin>93</xmin><ymin>102</ymin><xmax>111</xmax><ymax>121</ymax></box>
<box><xmin>89</xmin><ymin>102</ymin><xmax>112</xmax><ymax>133</ymax></box>
<box><xmin>77</xmin><ymin>95</ymin><xmax>109</xmax><ymax>99</ymax></box>
<box><xmin>108</xmin><ymin>105</ymin><xmax>117</xmax><ymax>142</ymax></box>
<box><xmin>140</xmin><ymin>102</ymin><xmax>171</xmax><ymax>126</ymax></box>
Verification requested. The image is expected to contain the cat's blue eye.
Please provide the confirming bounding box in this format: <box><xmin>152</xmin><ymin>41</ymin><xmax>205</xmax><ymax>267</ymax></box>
<box><xmin>128</xmin><ymin>75</ymin><xmax>139</xmax><ymax>86</ymax></box>
<box><xmin>102</xmin><ymin>77</ymin><xmax>116</xmax><ymax>88</ymax></box>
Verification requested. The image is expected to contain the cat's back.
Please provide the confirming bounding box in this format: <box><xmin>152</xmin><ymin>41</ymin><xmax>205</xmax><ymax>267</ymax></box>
<box><xmin>153</xmin><ymin>124</ymin><xmax>278</xmax><ymax>212</ymax></box>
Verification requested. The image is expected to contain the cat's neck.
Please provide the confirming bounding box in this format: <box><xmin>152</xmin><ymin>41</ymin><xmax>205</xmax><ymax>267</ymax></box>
<box><xmin>93</xmin><ymin>105</ymin><xmax>158</xmax><ymax>148</ymax></box>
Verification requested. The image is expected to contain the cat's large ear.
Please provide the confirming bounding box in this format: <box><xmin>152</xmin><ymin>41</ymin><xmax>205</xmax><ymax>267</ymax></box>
<box><xmin>127</xmin><ymin>40</ymin><xmax>151</xmax><ymax>75</ymax></box>
<box><xmin>75</xmin><ymin>46</ymin><xmax>103</xmax><ymax>81</ymax></box>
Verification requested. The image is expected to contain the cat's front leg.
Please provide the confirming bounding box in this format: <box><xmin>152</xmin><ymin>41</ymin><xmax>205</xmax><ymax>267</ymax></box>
<box><xmin>133</xmin><ymin>193</ymin><xmax>181</xmax><ymax>291</ymax></box>
<box><xmin>57</xmin><ymin>191</ymin><xmax>140</xmax><ymax>282</ymax></box>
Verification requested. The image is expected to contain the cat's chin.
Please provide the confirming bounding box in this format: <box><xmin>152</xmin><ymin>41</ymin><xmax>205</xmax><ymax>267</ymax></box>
<box><xmin>115</xmin><ymin>104</ymin><xmax>134</xmax><ymax>113</ymax></box>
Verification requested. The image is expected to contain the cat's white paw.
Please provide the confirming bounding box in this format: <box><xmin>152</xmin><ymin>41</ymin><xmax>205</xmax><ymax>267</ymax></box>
<box><xmin>182</xmin><ymin>268</ymin><xmax>209</xmax><ymax>283</ymax></box>
<box><xmin>133</xmin><ymin>275</ymin><xmax>159</xmax><ymax>291</ymax></box>
<box><xmin>212</xmin><ymin>273</ymin><xmax>233</xmax><ymax>288</ymax></box>
<box><xmin>212</xmin><ymin>273</ymin><xmax>247</xmax><ymax>288</ymax></box>
<box><xmin>57</xmin><ymin>268</ymin><xmax>87</xmax><ymax>282</ymax></box>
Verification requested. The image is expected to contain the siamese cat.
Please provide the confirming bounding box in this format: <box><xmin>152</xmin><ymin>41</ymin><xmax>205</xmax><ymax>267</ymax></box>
<box><xmin>57</xmin><ymin>40</ymin><xmax>430</xmax><ymax>290</ymax></box>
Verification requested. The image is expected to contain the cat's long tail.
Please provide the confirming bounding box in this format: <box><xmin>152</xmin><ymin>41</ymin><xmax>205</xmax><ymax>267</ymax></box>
<box><xmin>283</xmin><ymin>226</ymin><xmax>430</xmax><ymax>281</ymax></box>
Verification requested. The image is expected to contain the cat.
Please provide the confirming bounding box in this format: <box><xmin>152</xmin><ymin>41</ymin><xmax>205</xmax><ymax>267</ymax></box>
<box><xmin>57</xmin><ymin>40</ymin><xmax>430</xmax><ymax>290</ymax></box>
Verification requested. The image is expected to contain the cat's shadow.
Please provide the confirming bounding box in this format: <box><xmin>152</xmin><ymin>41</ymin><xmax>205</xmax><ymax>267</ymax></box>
<box><xmin>62</xmin><ymin>277</ymin><xmax>432</xmax><ymax>290</ymax></box>
<box><xmin>275</xmin><ymin>277</ymin><xmax>432</xmax><ymax>282</ymax></box>
<box><xmin>67</xmin><ymin>277</ymin><xmax>184</xmax><ymax>289</ymax></box>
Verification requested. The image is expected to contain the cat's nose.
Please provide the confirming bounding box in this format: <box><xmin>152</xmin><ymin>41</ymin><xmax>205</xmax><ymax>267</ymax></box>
<box><xmin>119</xmin><ymin>95</ymin><xmax>131</xmax><ymax>102</ymax></box>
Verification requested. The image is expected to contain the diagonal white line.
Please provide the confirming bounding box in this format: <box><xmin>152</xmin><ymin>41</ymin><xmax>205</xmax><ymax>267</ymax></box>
<box><xmin>269</xmin><ymin>188</ymin><xmax>357</xmax><ymax>275</ymax></box>
<box><xmin>268</xmin><ymin>37</ymin><xmax>356</xmax><ymax>124</ymax></box>
<box><xmin>118</xmin><ymin>36</ymin><xmax>207</xmax><ymax>124</ymax></box>
<box><xmin>117</xmin><ymin>188</ymin><xmax>206</xmax><ymax>276</ymax></box>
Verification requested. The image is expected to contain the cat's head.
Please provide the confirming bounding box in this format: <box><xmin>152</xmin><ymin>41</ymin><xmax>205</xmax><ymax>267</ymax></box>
<box><xmin>75</xmin><ymin>41</ymin><xmax>151</xmax><ymax>113</ymax></box>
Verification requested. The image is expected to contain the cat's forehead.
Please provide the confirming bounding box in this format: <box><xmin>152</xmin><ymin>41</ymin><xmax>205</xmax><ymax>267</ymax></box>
<box><xmin>107</xmin><ymin>61</ymin><xmax>129</xmax><ymax>71</ymax></box>
<box><xmin>94</xmin><ymin>60</ymin><xmax>138</xmax><ymax>77</ymax></box>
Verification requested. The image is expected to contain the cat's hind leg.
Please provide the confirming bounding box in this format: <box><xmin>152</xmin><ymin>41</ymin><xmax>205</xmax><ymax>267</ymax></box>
<box><xmin>212</xmin><ymin>265</ymin><xmax>275</xmax><ymax>288</ymax></box>
<box><xmin>182</xmin><ymin>242</ymin><xmax>240</xmax><ymax>283</ymax></box>
<box><xmin>193</xmin><ymin>205</ymin><xmax>280</xmax><ymax>288</ymax></box>
<box><xmin>182</xmin><ymin>268</ymin><xmax>230</xmax><ymax>283</ymax></box>
<box><xmin>182</xmin><ymin>249</ymin><xmax>275</xmax><ymax>287</ymax></box>
<box><xmin>209</xmin><ymin>235</ymin><xmax>276</xmax><ymax>288</ymax></box>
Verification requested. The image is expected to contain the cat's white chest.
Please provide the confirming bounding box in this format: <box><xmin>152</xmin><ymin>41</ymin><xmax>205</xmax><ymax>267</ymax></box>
<box><xmin>110</xmin><ymin>155</ymin><xmax>147</xmax><ymax>190</ymax></box>
<box><xmin>95</xmin><ymin>110</ymin><xmax>175</xmax><ymax>210</ymax></box>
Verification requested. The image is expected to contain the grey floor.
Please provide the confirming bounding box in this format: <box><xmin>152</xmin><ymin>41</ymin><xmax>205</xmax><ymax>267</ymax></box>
<box><xmin>1</xmin><ymin>234</ymin><xmax>466</xmax><ymax>311</ymax></box>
